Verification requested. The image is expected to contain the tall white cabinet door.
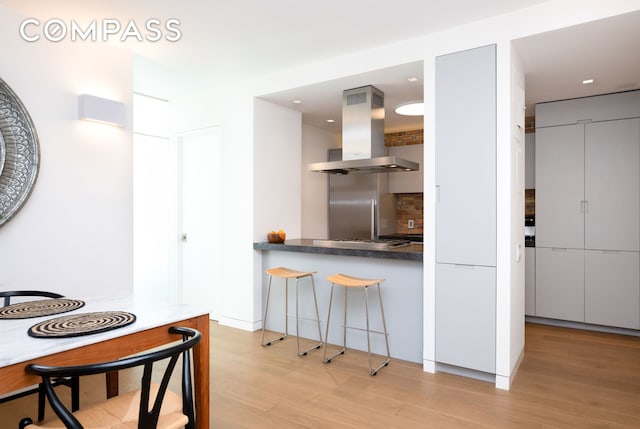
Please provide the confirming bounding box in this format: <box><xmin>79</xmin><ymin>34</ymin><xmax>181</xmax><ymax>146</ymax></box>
<box><xmin>585</xmin><ymin>119</ymin><xmax>640</xmax><ymax>251</ymax></box>
<box><xmin>435</xmin><ymin>44</ymin><xmax>496</xmax><ymax>266</ymax></box>
<box><xmin>535</xmin><ymin>247</ymin><xmax>585</xmax><ymax>322</ymax></box>
<box><xmin>435</xmin><ymin>263</ymin><xmax>496</xmax><ymax>373</ymax></box>
<box><xmin>585</xmin><ymin>250</ymin><xmax>640</xmax><ymax>329</ymax></box>
<box><xmin>535</xmin><ymin>125</ymin><xmax>585</xmax><ymax>249</ymax></box>
<box><xmin>525</xmin><ymin>248</ymin><xmax>536</xmax><ymax>316</ymax></box>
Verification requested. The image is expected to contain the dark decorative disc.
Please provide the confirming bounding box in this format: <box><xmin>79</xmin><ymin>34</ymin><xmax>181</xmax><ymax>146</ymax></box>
<box><xmin>28</xmin><ymin>311</ymin><xmax>136</xmax><ymax>338</ymax></box>
<box><xmin>0</xmin><ymin>299</ymin><xmax>85</xmax><ymax>319</ymax></box>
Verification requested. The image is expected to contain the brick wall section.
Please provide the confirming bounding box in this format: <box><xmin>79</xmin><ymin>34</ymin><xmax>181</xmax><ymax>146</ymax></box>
<box><xmin>384</xmin><ymin>129</ymin><xmax>423</xmax><ymax>147</ymax></box>
<box><xmin>384</xmin><ymin>130</ymin><xmax>424</xmax><ymax>233</ymax></box>
<box><xmin>396</xmin><ymin>193</ymin><xmax>423</xmax><ymax>234</ymax></box>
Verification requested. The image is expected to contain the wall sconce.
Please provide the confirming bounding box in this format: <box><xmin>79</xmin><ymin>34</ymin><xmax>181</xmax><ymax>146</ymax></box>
<box><xmin>78</xmin><ymin>94</ymin><xmax>126</xmax><ymax>127</ymax></box>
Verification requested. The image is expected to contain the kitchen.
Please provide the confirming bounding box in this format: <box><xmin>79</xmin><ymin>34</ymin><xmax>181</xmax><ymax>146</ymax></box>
<box><xmin>255</xmin><ymin>83</ymin><xmax>426</xmax><ymax>364</ymax></box>
<box><xmin>252</xmin><ymin>9</ymin><xmax>640</xmax><ymax>388</ymax></box>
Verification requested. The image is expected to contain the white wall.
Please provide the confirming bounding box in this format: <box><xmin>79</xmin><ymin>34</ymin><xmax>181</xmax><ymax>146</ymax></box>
<box><xmin>301</xmin><ymin>124</ymin><xmax>340</xmax><ymax>239</ymax></box>
<box><xmin>253</xmin><ymin>99</ymin><xmax>302</xmax><ymax>242</ymax></box>
<box><xmin>0</xmin><ymin>7</ymin><xmax>134</xmax><ymax>298</ymax></box>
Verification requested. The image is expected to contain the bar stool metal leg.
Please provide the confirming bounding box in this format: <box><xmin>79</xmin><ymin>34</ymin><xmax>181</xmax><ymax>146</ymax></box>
<box><xmin>323</xmin><ymin>282</ymin><xmax>346</xmax><ymax>363</ymax></box>
<box><xmin>367</xmin><ymin>283</ymin><xmax>390</xmax><ymax>376</ymax></box>
<box><xmin>295</xmin><ymin>275</ymin><xmax>323</xmax><ymax>356</ymax></box>
<box><xmin>261</xmin><ymin>275</ymin><xmax>288</xmax><ymax>346</ymax></box>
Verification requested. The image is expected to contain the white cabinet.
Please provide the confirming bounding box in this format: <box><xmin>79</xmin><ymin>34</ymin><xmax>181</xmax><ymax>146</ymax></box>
<box><xmin>536</xmin><ymin>90</ymin><xmax>640</xmax><ymax>128</ymax></box>
<box><xmin>388</xmin><ymin>144</ymin><xmax>423</xmax><ymax>193</ymax></box>
<box><xmin>435</xmin><ymin>44</ymin><xmax>496</xmax><ymax>374</ymax></box>
<box><xmin>535</xmin><ymin>124</ymin><xmax>584</xmax><ymax>249</ymax></box>
<box><xmin>535</xmin><ymin>91</ymin><xmax>640</xmax><ymax>330</ymax></box>
<box><xmin>435</xmin><ymin>44</ymin><xmax>496</xmax><ymax>267</ymax></box>
<box><xmin>585</xmin><ymin>119</ymin><xmax>640</xmax><ymax>251</ymax></box>
<box><xmin>585</xmin><ymin>250</ymin><xmax>640</xmax><ymax>329</ymax></box>
<box><xmin>535</xmin><ymin>247</ymin><xmax>585</xmax><ymax>322</ymax></box>
<box><xmin>525</xmin><ymin>248</ymin><xmax>535</xmax><ymax>316</ymax></box>
<box><xmin>435</xmin><ymin>263</ymin><xmax>496</xmax><ymax>373</ymax></box>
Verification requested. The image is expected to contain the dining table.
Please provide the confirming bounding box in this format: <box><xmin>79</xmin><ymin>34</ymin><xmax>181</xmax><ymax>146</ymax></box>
<box><xmin>0</xmin><ymin>294</ymin><xmax>210</xmax><ymax>429</ymax></box>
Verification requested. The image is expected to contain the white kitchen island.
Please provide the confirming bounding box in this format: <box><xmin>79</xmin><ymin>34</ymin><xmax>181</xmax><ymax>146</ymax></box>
<box><xmin>254</xmin><ymin>239</ymin><xmax>423</xmax><ymax>364</ymax></box>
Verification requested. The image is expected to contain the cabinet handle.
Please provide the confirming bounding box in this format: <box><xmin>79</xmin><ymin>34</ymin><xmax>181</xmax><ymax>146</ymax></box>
<box><xmin>436</xmin><ymin>185</ymin><xmax>440</xmax><ymax>203</ymax></box>
<box><xmin>580</xmin><ymin>200</ymin><xmax>589</xmax><ymax>214</ymax></box>
<box><xmin>454</xmin><ymin>264</ymin><xmax>474</xmax><ymax>270</ymax></box>
<box><xmin>551</xmin><ymin>248</ymin><xmax>568</xmax><ymax>252</ymax></box>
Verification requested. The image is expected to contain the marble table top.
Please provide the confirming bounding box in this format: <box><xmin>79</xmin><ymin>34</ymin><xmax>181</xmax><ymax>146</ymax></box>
<box><xmin>0</xmin><ymin>294</ymin><xmax>208</xmax><ymax>368</ymax></box>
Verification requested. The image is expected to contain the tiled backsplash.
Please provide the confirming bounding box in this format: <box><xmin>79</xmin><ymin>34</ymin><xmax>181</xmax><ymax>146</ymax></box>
<box><xmin>396</xmin><ymin>193</ymin><xmax>423</xmax><ymax>234</ymax></box>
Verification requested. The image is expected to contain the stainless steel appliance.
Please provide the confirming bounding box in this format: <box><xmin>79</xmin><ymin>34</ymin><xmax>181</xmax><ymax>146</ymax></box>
<box><xmin>309</xmin><ymin>86</ymin><xmax>419</xmax><ymax>174</ymax></box>
<box><xmin>525</xmin><ymin>214</ymin><xmax>535</xmax><ymax>247</ymax></box>
<box><xmin>313</xmin><ymin>238</ymin><xmax>411</xmax><ymax>250</ymax></box>
<box><xmin>326</xmin><ymin>148</ymin><xmax>397</xmax><ymax>240</ymax></box>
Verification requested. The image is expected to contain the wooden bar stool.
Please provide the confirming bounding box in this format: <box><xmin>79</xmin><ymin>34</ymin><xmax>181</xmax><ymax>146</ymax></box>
<box><xmin>323</xmin><ymin>273</ymin><xmax>391</xmax><ymax>376</ymax></box>
<box><xmin>261</xmin><ymin>267</ymin><xmax>323</xmax><ymax>356</ymax></box>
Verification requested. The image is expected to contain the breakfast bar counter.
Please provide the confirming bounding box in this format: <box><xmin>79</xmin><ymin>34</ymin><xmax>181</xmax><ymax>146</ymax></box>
<box><xmin>253</xmin><ymin>238</ymin><xmax>423</xmax><ymax>261</ymax></box>
<box><xmin>254</xmin><ymin>238</ymin><xmax>423</xmax><ymax>364</ymax></box>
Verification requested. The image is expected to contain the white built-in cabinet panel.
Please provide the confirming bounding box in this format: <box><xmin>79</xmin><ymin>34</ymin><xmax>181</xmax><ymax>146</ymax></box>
<box><xmin>535</xmin><ymin>247</ymin><xmax>585</xmax><ymax>322</ymax></box>
<box><xmin>388</xmin><ymin>144</ymin><xmax>424</xmax><ymax>193</ymax></box>
<box><xmin>536</xmin><ymin>90</ymin><xmax>640</xmax><ymax>128</ymax></box>
<box><xmin>525</xmin><ymin>133</ymin><xmax>535</xmax><ymax>189</ymax></box>
<box><xmin>585</xmin><ymin>119</ymin><xmax>640</xmax><ymax>251</ymax></box>
<box><xmin>535</xmin><ymin>124</ymin><xmax>584</xmax><ymax>249</ymax></box>
<box><xmin>435</xmin><ymin>44</ymin><xmax>496</xmax><ymax>267</ymax></box>
<box><xmin>525</xmin><ymin>247</ymin><xmax>535</xmax><ymax>316</ymax></box>
<box><xmin>585</xmin><ymin>250</ymin><xmax>640</xmax><ymax>329</ymax></box>
<box><xmin>435</xmin><ymin>263</ymin><xmax>496</xmax><ymax>373</ymax></box>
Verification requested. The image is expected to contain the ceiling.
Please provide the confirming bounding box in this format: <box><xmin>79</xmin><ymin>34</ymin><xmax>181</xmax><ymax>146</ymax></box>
<box><xmin>0</xmin><ymin>1</ymin><xmax>638</xmax><ymax>132</ymax></box>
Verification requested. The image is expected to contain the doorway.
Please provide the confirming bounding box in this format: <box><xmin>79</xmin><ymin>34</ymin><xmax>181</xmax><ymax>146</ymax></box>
<box><xmin>177</xmin><ymin>127</ymin><xmax>222</xmax><ymax>319</ymax></box>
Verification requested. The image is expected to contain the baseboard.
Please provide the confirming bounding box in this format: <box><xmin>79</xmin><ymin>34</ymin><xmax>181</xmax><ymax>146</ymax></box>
<box><xmin>435</xmin><ymin>362</ymin><xmax>496</xmax><ymax>384</ymax></box>
<box><xmin>218</xmin><ymin>317</ymin><xmax>262</xmax><ymax>332</ymax></box>
<box><xmin>526</xmin><ymin>316</ymin><xmax>640</xmax><ymax>337</ymax></box>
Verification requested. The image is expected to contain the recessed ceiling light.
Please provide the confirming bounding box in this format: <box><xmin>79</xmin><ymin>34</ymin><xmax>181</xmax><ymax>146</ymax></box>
<box><xmin>407</xmin><ymin>77</ymin><xmax>418</xmax><ymax>82</ymax></box>
<box><xmin>326</xmin><ymin>119</ymin><xmax>335</xmax><ymax>123</ymax></box>
<box><xmin>582</xmin><ymin>79</ymin><xmax>594</xmax><ymax>85</ymax></box>
<box><xmin>395</xmin><ymin>102</ymin><xmax>424</xmax><ymax>116</ymax></box>
<box><xmin>293</xmin><ymin>99</ymin><xmax>302</xmax><ymax>104</ymax></box>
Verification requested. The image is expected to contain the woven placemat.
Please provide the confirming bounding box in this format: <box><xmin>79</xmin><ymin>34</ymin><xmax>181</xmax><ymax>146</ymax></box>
<box><xmin>0</xmin><ymin>299</ymin><xmax>85</xmax><ymax>319</ymax></box>
<box><xmin>28</xmin><ymin>311</ymin><xmax>136</xmax><ymax>338</ymax></box>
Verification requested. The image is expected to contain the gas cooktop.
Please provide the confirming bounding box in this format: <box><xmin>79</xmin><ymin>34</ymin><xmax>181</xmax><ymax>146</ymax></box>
<box><xmin>312</xmin><ymin>238</ymin><xmax>412</xmax><ymax>250</ymax></box>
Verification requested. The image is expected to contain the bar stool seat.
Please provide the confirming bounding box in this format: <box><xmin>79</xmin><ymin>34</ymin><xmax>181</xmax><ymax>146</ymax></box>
<box><xmin>323</xmin><ymin>273</ymin><xmax>391</xmax><ymax>376</ymax></box>
<box><xmin>261</xmin><ymin>267</ymin><xmax>323</xmax><ymax>356</ymax></box>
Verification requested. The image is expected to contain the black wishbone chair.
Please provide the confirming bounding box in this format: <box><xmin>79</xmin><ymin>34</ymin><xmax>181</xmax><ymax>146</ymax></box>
<box><xmin>19</xmin><ymin>326</ymin><xmax>201</xmax><ymax>429</ymax></box>
<box><xmin>0</xmin><ymin>290</ymin><xmax>80</xmax><ymax>421</ymax></box>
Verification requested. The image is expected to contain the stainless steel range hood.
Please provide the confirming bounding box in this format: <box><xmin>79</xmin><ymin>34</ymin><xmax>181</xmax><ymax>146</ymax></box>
<box><xmin>309</xmin><ymin>85</ymin><xmax>419</xmax><ymax>174</ymax></box>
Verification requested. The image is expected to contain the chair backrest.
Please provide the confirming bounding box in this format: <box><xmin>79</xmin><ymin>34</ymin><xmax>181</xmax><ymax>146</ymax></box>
<box><xmin>0</xmin><ymin>290</ymin><xmax>64</xmax><ymax>307</ymax></box>
<box><xmin>25</xmin><ymin>326</ymin><xmax>201</xmax><ymax>429</ymax></box>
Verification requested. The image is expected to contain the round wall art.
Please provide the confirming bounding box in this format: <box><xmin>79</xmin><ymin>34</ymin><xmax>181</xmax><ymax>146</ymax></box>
<box><xmin>0</xmin><ymin>77</ymin><xmax>40</xmax><ymax>227</ymax></box>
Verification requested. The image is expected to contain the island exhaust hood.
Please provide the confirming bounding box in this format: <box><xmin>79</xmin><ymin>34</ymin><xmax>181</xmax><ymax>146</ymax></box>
<box><xmin>309</xmin><ymin>85</ymin><xmax>419</xmax><ymax>174</ymax></box>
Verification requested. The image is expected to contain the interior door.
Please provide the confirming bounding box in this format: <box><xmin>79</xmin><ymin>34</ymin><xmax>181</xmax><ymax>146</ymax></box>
<box><xmin>178</xmin><ymin>127</ymin><xmax>222</xmax><ymax>320</ymax></box>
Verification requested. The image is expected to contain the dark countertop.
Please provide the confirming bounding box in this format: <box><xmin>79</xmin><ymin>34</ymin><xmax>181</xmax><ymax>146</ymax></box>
<box><xmin>253</xmin><ymin>239</ymin><xmax>423</xmax><ymax>262</ymax></box>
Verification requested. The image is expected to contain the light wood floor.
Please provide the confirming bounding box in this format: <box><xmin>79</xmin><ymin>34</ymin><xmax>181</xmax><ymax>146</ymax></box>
<box><xmin>1</xmin><ymin>322</ymin><xmax>639</xmax><ymax>428</ymax></box>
